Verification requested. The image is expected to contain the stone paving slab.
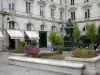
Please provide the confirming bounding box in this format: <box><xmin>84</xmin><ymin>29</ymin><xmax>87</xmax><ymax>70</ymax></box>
<box><xmin>0</xmin><ymin>48</ymin><xmax>51</xmax><ymax>75</ymax></box>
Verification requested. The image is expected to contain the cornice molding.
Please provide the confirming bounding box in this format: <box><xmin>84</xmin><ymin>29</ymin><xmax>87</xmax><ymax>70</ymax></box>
<box><xmin>59</xmin><ymin>7</ymin><xmax>64</xmax><ymax>12</ymax></box>
<box><xmin>82</xmin><ymin>4</ymin><xmax>92</xmax><ymax>10</ymax></box>
<box><xmin>49</xmin><ymin>4</ymin><xmax>56</xmax><ymax>9</ymax></box>
<box><xmin>68</xmin><ymin>7</ymin><xmax>77</xmax><ymax>12</ymax></box>
<box><xmin>37</xmin><ymin>0</ymin><xmax>46</xmax><ymax>6</ymax></box>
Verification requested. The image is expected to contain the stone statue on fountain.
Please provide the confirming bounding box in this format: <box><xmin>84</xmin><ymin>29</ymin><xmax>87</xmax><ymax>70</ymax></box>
<box><xmin>63</xmin><ymin>19</ymin><xmax>75</xmax><ymax>51</ymax></box>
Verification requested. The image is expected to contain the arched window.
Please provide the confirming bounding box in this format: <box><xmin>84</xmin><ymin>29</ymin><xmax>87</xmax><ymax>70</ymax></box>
<box><xmin>51</xmin><ymin>26</ymin><xmax>56</xmax><ymax>31</ymax></box>
<box><xmin>83</xmin><ymin>26</ymin><xmax>85</xmax><ymax>31</ymax></box>
<box><xmin>27</xmin><ymin>23</ymin><xmax>32</xmax><ymax>31</ymax></box>
<box><xmin>9</xmin><ymin>21</ymin><xmax>15</xmax><ymax>29</ymax></box>
<box><xmin>40</xmin><ymin>24</ymin><xmax>45</xmax><ymax>31</ymax></box>
<box><xmin>60</xmin><ymin>27</ymin><xmax>63</xmax><ymax>32</ymax></box>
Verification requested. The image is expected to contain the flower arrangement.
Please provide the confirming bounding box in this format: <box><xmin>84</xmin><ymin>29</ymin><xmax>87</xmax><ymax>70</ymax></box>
<box><xmin>24</xmin><ymin>48</ymin><xmax>40</xmax><ymax>57</ymax></box>
<box><xmin>72</xmin><ymin>48</ymin><xmax>96</xmax><ymax>58</ymax></box>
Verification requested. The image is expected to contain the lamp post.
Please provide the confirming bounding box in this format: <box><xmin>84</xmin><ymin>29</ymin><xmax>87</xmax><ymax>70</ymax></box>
<box><xmin>1</xmin><ymin>11</ymin><xmax>10</xmax><ymax>50</ymax></box>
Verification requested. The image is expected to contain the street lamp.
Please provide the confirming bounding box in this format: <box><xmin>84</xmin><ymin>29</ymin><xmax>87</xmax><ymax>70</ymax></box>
<box><xmin>2</xmin><ymin>11</ymin><xmax>10</xmax><ymax>50</ymax></box>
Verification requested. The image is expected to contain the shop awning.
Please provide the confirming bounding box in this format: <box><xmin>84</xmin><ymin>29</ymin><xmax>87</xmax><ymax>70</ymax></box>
<box><xmin>7</xmin><ymin>30</ymin><xmax>24</xmax><ymax>39</ymax></box>
<box><xmin>25</xmin><ymin>31</ymin><xmax>39</xmax><ymax>40</ymax></box>
<box><xmin>0</xmin><ymin>31</ymin><xmax>4</xmax><ymax>40</ymax></box>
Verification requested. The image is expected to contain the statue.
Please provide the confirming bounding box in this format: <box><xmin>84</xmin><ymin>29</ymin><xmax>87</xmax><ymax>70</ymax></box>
<box><xmin>63</xmin><ymin>19</ymin><xmax>75</xmax><ymax>51</ymax></box>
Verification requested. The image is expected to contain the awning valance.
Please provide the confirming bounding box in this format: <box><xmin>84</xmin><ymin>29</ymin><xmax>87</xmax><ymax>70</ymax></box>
<box><xmin>25</xmin><ymin>31</ymin><xmax>39</xmax><ymax>40</ymax></box>
<box><xmin>0</xmin><ymin>31</ymin><xmax>4</xmax><ymax>40</ymax></box>
<box><xmin>7</xmin><ymin>30</ymin><xmax>24</xmax><ymax>39</ymax></box>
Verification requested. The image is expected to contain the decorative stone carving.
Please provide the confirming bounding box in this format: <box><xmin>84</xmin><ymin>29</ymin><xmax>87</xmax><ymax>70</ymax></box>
<box><xmin>38</xmin><ymin>0</ymin><xmax>46</xmax><ymax>6</ymax></box>
<box><xmin>97</xmin><ymin>3</ymin><xmax>100</xmax><ymax>7</ymax></box>
<box><xmin>49</xmin><ymin>4</ymin><xmax>56</xmax><ymax>9</ymax></box>
<box><xmin>68</xmin><ymin>7</ymin><xmax>77</xmax><ymax>12</ymax></box>
<box><xmin>82</xmin><ymin>4</ymin><xmax>92</xmax><ymax>10</ymax></box>
<box><xmin>59</xmin><ymin>7</ymin><xmax>64</xmax><ymax>12</ymax></box>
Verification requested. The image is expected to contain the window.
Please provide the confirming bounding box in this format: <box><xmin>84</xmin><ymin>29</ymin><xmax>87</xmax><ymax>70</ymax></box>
<box><xmin>51</xmin><ymin>9</ymin><xmax>54</xmax><ymax>18</ymax></box>
<box><xmin>60</xmin><ymin>11</ymin><xmax>63</xmax><ymax>20</ymax></box>
<box><xmin>85</xmin><ymin>9</ymin><xmax>90</xmax><ymax>18</ymax></box>
<box><xmin>60</xmin><ymin>0</ymin><xmax>62</xmax><ymax>5</ymax></box>
<box><xmin>83</xmin><ymin>26</ymin><xmax>85</xmax><ymax>31</ymax></box>
<box><xmin>51</xmin><ymin>0</ymin><xmax>53</xmax><ymax>2</ymax></box>
<box><xmin>27</xmin><ymin>23</ymin><xmax>32</xmax><ymax>30</ymax></box>
<box><xmin>51</xmin><ymin>26</ymin><xmax>56</xmax><ymax>31</ymax></box>
<box><xmin>84</xmin><ymin>0</ymin><xmax>89</xmax><ymax>2</ymax></box>
<box><xmin>26</xmin><ymin>2</ymin><xmax>31</xmax><ymax>13</ymax></box>
<box><xmin>60</xmin><ymin>27</ymin><xmax>63</xmax><ymax>32</ymax></box>
<box><xmin>40</xmin><ymin>6</ymin><xmax>44</xmax><ymax>16</ymax></box>
<box><xmin>40</xmin><ymin>24</ymin><xmax>45</xmax><ymax>31</ymax></box>
<box><xmin>9</xmin><ymin>0</ymin><xmax>14</xmax><ymax>10</ymax></box>
<box><xmin>71</xmin><ymin>0</ymin><xmax>74</xmax><ymax>5</ymax></box>
<box><xmin>71</xmin><ymin>11</ymin><xmax>75</xmax><ymax>20</ymax></box>
<box><xmin>9</xmin><ymin>21</ymin><xmax>15</xmax><ymax>29</ymax></box>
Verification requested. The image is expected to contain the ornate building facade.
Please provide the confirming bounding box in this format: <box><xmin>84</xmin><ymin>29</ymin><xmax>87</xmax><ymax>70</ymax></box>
<box><xmin>0</xmin><ymin>0</ymin><xmax>65</xmax><ymax>50</ymax></box>
<box><xmin>66</xmin><ymin>0</ymin><xmax>100</xmax><ymax>35</ymax></box>
<box><xmin>0</xmin><ymin>0</ymin><xmax>100</xmax><ymax>51</ymax></box>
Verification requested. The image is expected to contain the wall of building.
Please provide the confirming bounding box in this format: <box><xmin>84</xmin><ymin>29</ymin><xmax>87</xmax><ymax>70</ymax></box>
<box><xmin>66</xmin><ymin>0</ymin><xmax>100</xmax><ymax>32</ymax></box>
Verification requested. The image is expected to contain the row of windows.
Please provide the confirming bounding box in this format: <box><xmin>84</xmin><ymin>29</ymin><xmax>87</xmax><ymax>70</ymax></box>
<box><xmin>8</xmin><ymin>21</ymin><xmax>58</xmax><ymax>31</ymax></box>
<box><xmin>71</xmin><ymin>0</ymin><xmax>89</xmax><ymax>5</ymax></box>
<box><xmin>71</xmin><ymin>9</ymin><xmax>90</xmax><ymax>20</ymax></box>
<box><xmin>9</xmin><ymin>1</ymin><xmax>63</xmax><ymax>20</ymax></box>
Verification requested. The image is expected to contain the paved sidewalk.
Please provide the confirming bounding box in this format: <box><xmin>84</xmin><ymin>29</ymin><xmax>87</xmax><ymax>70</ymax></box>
<box><xmin>0</xmin><ymin>48</ymin><xmax>51</xmax><ymax>75</ymax></box>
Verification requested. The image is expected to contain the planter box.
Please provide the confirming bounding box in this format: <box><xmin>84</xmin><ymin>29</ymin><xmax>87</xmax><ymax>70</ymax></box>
<box><xmin>9</xmin><ymin>53</ymin><xmax>27</xmax><ymax>56</ymax></box>
<box><xmin>65</xmin><ymin>56</ymin><xmax>100</xmax><ymax>75</ymax></box>
<box><xmin>8</xmin><ymin>56</ymin><xmax>84</xmax><ymax>75</ymax></box>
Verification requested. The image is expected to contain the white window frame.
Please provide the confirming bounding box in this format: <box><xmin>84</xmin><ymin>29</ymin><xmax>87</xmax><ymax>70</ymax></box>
<box><xmin>51</xmin><ymin>9</ymin><xmax>55</xmax><ymax>18</ymax></box>
<box><xmin>9</xmin><ymin>0</ymin><xmax>15</xmax><ymax>10</ymax></box>
<box><xmin>27</xmin><ymin>23</ymin><xmax>32</xmax><ymax>31</ymax></box>
<box><xmin>85</xmin><ymin>9</ymin><xmax>90</xmax><ymax>18</ymax></box>
<box><xmin>71</xmin><ymin>11</ymin><xmax>75</xmax><ymax>20</ymax></box>
<box><xmin>9</xmin><ymin>21</ymin><xmax>15</xmax><ymax>29</ymax></box>
<box><xmin>60</xmin><ymin>11</ymin><xmax>63</xmax><ymax>20</ymax></box>
<box><xmin>71</xmin><ymin>0</ymin><xmax>74</xmax><ymax>5</ymax></box>
<box><xmin>60</xmin><ymin>0</ymin><xmax>62</xmax><ymax>5</ymax></box>
<box><xmin>40</xmin><ymin>6</ymin><xmax>44</xmax><ymax>16</ymax></box>
<box><xmin>26</xmin><ymin>2</ymin><xmax>31</xmax><ymax>13</ymax></box>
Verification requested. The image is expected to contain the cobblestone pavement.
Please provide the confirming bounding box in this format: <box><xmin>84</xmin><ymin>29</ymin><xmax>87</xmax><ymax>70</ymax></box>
<box><xmin>0</xmin><ymin>48</ymin><xmax>51</xmax><ymax>75</ymax></box>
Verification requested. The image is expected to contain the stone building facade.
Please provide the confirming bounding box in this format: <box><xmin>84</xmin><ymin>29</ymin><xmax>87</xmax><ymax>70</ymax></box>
<box><xmin>0</xmin><ymin>0</ymin><xmax>65</xmax><ymax>50</ymax></box>
<box><xmin>0</xmin><ymin>0</ymin><xmax>100</xmax><ymax>51</ymax></box>
<box><xmin>66</xmin><ymin>0</ymin><xmax>100</xmax><ymax>35</ymax></box>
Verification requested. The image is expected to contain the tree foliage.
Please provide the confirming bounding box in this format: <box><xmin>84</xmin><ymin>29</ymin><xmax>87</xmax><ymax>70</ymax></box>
<box><xmin>48</xmin><ymin>31</ymin><xmax>63</xmax><ymax>46</ymax></box>
<box><xmin>86</xmin><ymin>22</ymin><xmax>97</xmax><ymax>44</ymax></box>
<box><xmin>73</xmin><ymin>22</ymin><xmax>80</xmax><ymax>42</ymax></box>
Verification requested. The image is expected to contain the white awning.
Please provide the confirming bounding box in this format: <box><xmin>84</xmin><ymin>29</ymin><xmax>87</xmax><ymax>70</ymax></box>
<box><xmin>0</xmin><ymin>31</ymin><xmax>4</xmax><ymax>40</ymax></box>
<box><xmin>25</xmin><ymin>31</ymin><xmax>39</xmax><ymax>40</ymax></box>
<box><xmin>7</xmin><ymin>30</ymin><xmax>24</xmax><ymax>39</ymax></box>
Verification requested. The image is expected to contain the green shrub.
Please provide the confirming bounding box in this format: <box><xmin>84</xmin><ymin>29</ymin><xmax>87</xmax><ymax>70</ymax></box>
<box><xmin>12</xmin><ymin>49</ymin><xmax>25</xmax><ymax>53</ymax></box>
<box><xmin>72</xmin><ymin>48</ymin><xmax>95</xmax><ymax>58</ymax></box>
<box><xmin>86</xmin><ymin>22</ymin><xmax>97</xmax><ymax>44</ymax></box>
<box><xmin>48</xmin><ymin>31</ymin><xmax>63</xmax><ymax>46</ymax></box>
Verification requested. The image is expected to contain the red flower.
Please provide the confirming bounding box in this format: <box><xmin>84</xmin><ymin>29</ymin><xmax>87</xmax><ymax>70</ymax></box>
<box><xmin>25</xmin><ymin>48</ymin><xmax>40</xmax><ymax>56</ymax></box>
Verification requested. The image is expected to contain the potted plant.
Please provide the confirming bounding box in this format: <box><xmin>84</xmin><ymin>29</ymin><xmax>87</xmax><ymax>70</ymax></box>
<box><xmin>73</xmin><ymin>22</ymin><xmax>81</xmax><ymax>47</ymax></box>
<box><xmin>86</xmin><ymin>22</ymin><xmax>97</xmax><ymax>50</ymax></box>
<box><xmin>48</xmin><ymin>31</ymin><xmax>63</xmax><ymax>47</ymax></box>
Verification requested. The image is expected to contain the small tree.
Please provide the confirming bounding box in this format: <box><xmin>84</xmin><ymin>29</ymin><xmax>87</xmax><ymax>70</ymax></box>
<box><xmin>48</xmin><ymin>31</ymin><xmax>63</xmax><ymax>46</ymax></box>
<box><xmin>73</xmin><ymin>22</ymin><xmax>80</xmax><ymax>46</ymax></box>
<box><xmin>86</xmin><ymin>22</ymin><xmax>97</xmax><ymax>44</ymax></box>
